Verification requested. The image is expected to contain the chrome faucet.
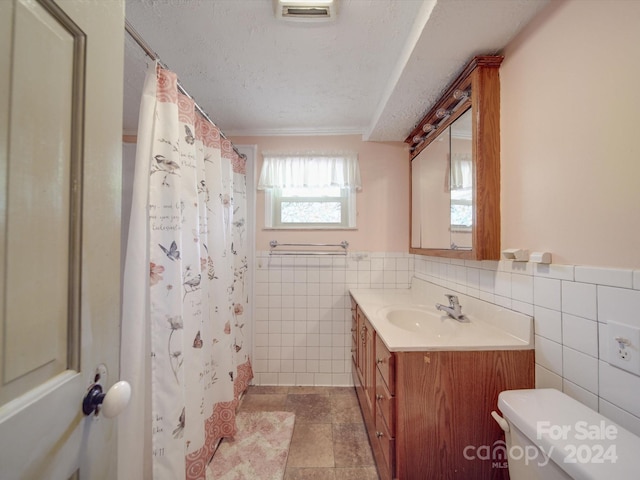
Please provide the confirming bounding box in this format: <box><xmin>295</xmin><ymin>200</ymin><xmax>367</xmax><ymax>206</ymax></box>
<box><xmin>436</xmin><ymin>294</ymin><xmax>466</xmax><ymax>321</ymax></box>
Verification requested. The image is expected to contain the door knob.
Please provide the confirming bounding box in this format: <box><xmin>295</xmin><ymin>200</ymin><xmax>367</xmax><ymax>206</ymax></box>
<box><xmin>82</xmin><ymin>380</ymin><xmax>131</xmax><ymax>418</ymax></box>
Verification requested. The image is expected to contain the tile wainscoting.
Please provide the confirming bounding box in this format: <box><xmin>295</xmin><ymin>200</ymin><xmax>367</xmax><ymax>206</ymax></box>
<box><xmin>252</xmin><ymin>251</ymin><xmax>413</xmax><ymax>387</ymax></box>
<box><xmin>413</xmin><ymin>255</ymin><xmax>640</xmax><ymax>437</ymax></box>
<box><xmin>252</xmin><ymin>250</ymin><xmax>640</xmax><ymax>437</ymax></box>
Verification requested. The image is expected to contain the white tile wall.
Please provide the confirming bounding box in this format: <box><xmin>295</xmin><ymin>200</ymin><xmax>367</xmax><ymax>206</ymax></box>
<box><xmin>535</xmin><ymin>335</ymin><xmax>563</xmax><ymax>375</ymax></box>
<box><xmin>562</xmin><ymin>346</ymin><xmax>598</xmax><ymax>394</ymax></box>
<box><xmin>562</xmin><ymin>314</ymin><xmax>598</xmax><ymax>357</ymax></box>
<box><xmin>562</xmin><ymin>281</ymin><xmax>597</xmax><ymax>320</ymax></box>
<box><xmin>252</xmin><ymin>251</ymin><xmax>412</xmax><ymax>386</ymax></box>
<box><xmin>413</xmin><ymin>255</ymin><xmax>640</xmax><ymax>437</ymax></box>
<box><xmin>533</xmin><ymin>306</ymin><xmax>562</xmax><ymax>343</ymax></box>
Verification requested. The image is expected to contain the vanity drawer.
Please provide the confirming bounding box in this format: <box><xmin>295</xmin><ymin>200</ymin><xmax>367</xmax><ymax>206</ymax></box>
<box><xmin>375</xmin><ymin>403</ymin><xmax>396</xmax><ymax>477</ymax></box>
<box><xmin>375</xmin><ymin>335</ymin><xmax>395</xmax><ymax>395</ymax></box>
<box><xmin>375</xmin><ymin>368</ymin><xmax>395</xmax><ymax>436</ymax></box>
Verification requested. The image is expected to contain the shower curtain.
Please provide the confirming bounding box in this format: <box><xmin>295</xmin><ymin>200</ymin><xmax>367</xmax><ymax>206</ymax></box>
<box><xmin>119</xmin><ymin>63</ymin><xmax>252</xmax><ymax>480</ymax></box>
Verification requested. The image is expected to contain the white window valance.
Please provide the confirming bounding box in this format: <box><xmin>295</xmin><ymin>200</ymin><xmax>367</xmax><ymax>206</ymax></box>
<box><xmin>257</xmin><ymin>152</ymin><xmax>362</xmax><ymax>191</ymax></box>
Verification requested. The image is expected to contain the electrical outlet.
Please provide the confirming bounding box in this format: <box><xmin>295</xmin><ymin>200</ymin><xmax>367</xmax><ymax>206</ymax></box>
<box><xmin>608</xmin><ymin>321</ymin><xmax>640</xmax><ymax>375</ymax></box>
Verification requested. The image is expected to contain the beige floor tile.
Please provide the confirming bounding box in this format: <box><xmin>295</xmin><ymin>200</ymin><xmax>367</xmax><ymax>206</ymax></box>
<box><xmin>238</xmin><ymin>393</ymin><xmax>287</xmax><ymax>412</ymax></box>
<box><xmin>330</xmin><ymin>394</ymin><xmax>363</xmax><ymax>424</ymax></box>
<box><xmin>288</xmin><ymin>386</ymin><xmax>331</xmax><ymax>395</ymax></box>
<box><xmin>332</xmin><ymin>423</ymin><xmax>375</xmax><ymax>467</ymax></box>
<box><xmin>246</xmin><ymin>385</ymin><xmax>290</xmax><ymax>395</ymax></box>
<box><xmin>325</xmin><ymin>386</ymin><xmax>357</xmax><ymax>396</ymax></box>
<box><xmin>287</xmin><ymin>423</ymin><xmax>335</xmax><ymax>468</ymax></box>
<box><xmin>284</xmin><ymin>467</ymin><xmax>337</xmax><ymax>480</ymax></box>
<box><xmin>285</xmin><ymin>394</ymin><xmax>333</xmax><ymax>423</ymax></box>
<box><xmin>334</xmin><ymin>467</ymin><xmax>379</xmax><ymax>479</ymax></box>
<box><xmin>236</xmin><ymin>386</ymin><xmax>379</xmax><ymax>478</ymax></box>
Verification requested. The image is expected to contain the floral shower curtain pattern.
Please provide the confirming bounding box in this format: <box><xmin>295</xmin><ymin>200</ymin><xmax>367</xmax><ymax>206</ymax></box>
<box><xmin>120</xmin><ymin>63</ymin><xmax>252</xmax><ymax>480</ymax></box>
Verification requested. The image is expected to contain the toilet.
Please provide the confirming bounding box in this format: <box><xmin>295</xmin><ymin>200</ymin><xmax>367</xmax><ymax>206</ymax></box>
<box><xmin>492</xmin><ymin>388</ymin><xmax>640</xmax><ymax>479</ymax></box>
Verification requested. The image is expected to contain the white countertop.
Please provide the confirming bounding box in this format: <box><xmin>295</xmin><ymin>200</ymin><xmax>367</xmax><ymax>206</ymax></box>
<box><xmin>350</xmin><ymin>278</ymin><xmax>533</xmax><ymax>352</ymax></box>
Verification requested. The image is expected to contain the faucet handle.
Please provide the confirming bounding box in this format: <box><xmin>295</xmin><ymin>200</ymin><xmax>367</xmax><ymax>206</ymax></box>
<box><xmin>445</xmin><ymin>294</ymin><xmax>459</xmax><ymax>305</ymax></box>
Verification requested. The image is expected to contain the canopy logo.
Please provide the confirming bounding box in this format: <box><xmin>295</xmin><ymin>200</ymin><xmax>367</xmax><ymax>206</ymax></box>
<box><xmin>463</xmin><ymin>440</ymin><xmax>551</xmax><ymax>469</ymax></box>
<box><xmin>464</xmin><ymin>421</ymin><xmax>619</xmax><ymax>469</ymax></box>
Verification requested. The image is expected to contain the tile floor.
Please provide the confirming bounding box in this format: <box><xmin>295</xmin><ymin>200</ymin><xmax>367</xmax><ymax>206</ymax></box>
<box><xmin>238</xmin><ymin>385</ymin><xmax>379</xmax><ymax>480</ymax></box>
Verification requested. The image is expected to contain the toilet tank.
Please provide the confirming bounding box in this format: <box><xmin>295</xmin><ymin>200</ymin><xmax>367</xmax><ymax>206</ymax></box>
<box><xmin>497</xmin><ymin>388</ymin><xmax>640</xmax><ymax>479</ymax></box>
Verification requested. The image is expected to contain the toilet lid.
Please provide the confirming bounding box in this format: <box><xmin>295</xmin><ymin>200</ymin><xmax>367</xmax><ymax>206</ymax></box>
<box><xmin>498</xmin><ymin>388</ymin><xmax>640</xmax><ymax>479</ymax></box>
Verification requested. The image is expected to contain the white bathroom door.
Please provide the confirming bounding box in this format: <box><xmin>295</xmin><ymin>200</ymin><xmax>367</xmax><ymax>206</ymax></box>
<box><xmin>0</xmin><ymin>0</ymin><xmax>124</xmax><ymax>478</ymax></box>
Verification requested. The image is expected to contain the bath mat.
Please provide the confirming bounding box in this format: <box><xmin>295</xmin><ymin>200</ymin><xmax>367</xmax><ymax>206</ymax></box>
<box><xmin>207</xmin><ymin>411</ymin><xmax>295</xmax><ymax>480</ymax></box>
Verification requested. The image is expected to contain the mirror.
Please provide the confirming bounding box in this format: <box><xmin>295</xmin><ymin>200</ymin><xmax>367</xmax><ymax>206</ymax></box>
<box><xmin>411</xmin><ymin>109</ymin><xmax>472</xmax><ymax>251</ymax></box>
<box><xmin>407</xmin><ymin>55</ymin><xmax>502</xmax><ymax>260</ymax></box>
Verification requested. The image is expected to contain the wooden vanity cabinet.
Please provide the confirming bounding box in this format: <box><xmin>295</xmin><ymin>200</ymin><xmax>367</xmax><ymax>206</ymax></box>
<box><xmin>350</xmin><ymin>296</ymin><xmax>534</xmax><ymax>480</ymax></box>
<box><xmin>363</xmin><ymin>318</ymin><xmax>375</xmax><ymax>413</ymax></box>
<box><xmin>374</xmin><ymin>337</ymin><xmax>396</xmax><ymax>479</ymax></box>
<box><xmin>350</xmin><ymin>297</ymin><xmax>358</xmax><ymax>371</ymax></box>
<box><xmin>352</xmin><ymin>300</ymin><xmax>376</xmax><ymax>415</ymax></box>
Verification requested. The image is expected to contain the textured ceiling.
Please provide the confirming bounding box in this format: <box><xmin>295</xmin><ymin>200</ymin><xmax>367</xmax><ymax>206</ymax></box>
<box><xmin>123</xmin><ymin>0</ymin><xmax>549</xmax><ymax>141</ymax></box>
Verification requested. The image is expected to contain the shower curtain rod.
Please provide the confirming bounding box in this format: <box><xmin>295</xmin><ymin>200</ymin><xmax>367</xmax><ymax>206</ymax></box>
<box><xmin>124</xmin><ymin>19</ymin><xmax>245</xmax><ymax>159</ymax></box>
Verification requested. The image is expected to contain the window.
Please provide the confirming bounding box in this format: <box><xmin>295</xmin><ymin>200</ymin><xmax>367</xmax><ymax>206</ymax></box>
<box><xmin>257</xmin><ymin>152</ymin><xmax>360</xmax><ymax>229</ymax></box>
<box><xmin>450</xmin><ymin>188</ymin><xmax>472</xmax><ymax>229</ymax></box>
<box><xmin>266</xmin><ymin>185</ymin><xmax>355</xmax><ymax>228</ymax></box>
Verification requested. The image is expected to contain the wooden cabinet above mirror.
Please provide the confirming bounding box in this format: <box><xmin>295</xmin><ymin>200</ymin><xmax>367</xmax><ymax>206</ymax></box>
<box><xmin>406</xmin><ymin>55</ymin><xmax>502</xmax><ymax>260</ymax></box>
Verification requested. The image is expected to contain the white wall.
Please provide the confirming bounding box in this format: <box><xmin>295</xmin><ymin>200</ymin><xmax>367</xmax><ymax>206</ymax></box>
<box><xmin>501</xmin><ymin>0</ymin><xmax>640</xmax><ymax>269</ymax></box>
<box><xmin>230</xmin><ymin>134</ymin><xmax>409</xmax><ymax>252</ymax></box>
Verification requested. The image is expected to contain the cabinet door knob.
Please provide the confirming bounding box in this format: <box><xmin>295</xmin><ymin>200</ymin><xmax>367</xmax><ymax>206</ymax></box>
<box><xmin>376</xmin><ymin>394</ymin><xmax>383</xmax><ymax>400</ymax></box>
<box><xmin>376</xmin><ymin>358</ymin><xmax>384</xmax><ymax>364</ymax></box>
<box><xmin>376</xmin><ymin>431</ymin><xmax>384</xmax><ymax>438</ymax></box>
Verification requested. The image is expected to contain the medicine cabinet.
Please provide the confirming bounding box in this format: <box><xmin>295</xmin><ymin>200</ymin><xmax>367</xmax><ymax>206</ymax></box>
<box><xmin>406</xmin><ymin>56</ymin><xmax>502</xmax><ymax>260</ymax></box>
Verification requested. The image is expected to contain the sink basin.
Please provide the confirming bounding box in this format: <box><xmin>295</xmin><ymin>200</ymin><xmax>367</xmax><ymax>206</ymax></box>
<box><xmin>351</xmin><ymin>279</ymin><xmax>534</xmax><ymax>351</ymax></box>
<box><xmin>378</xmin><ymin>305</ymin><xmax>457</xmax><ymax>336</ymax></box>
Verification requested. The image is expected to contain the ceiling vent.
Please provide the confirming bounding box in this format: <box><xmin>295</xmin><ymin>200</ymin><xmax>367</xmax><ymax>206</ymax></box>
<box><xmin>274</xmin><ymin>0</ymin><xmax>338</xmax><ymax>22</ymax></box>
